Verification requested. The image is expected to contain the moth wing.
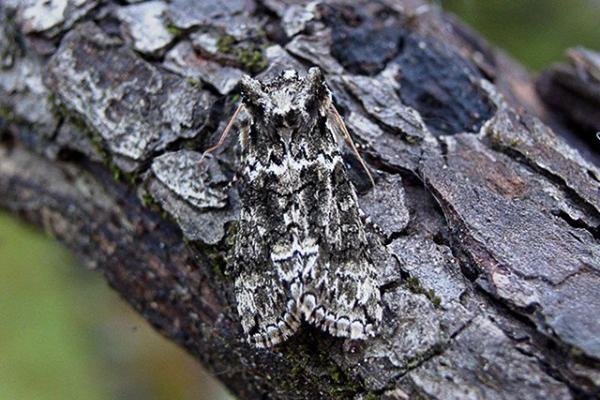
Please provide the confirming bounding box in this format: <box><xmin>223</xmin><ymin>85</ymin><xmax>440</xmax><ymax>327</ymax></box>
<box><xmin>233</xmin><ymin>203</ymin><xmax>305</xmax><ymax>348</ymax></box>
<box><xmin>302</xmin><ymin>156</ymin><xmax>383</xmax><ymax>339</ymax></box>
<box><xmin>310</xmin><ymin>258</ymin><xmax>382</xmax><ymax>339</ymax></box>
<box><xmin>234</xmin><ymin>270</ymin><xmax>301</xmax><ymax>348</ymax></box>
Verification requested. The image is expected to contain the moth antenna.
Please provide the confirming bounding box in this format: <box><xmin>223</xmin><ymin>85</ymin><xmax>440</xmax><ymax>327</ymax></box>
<box><xmin>200</xmin><ymin>102</ymin><xmax>244</xmax><ymax>163</ymax></box>
<box><xmin>328</xmin><ymin>104</ymin><xmax>376</xmax><ymax>187</ymax></box>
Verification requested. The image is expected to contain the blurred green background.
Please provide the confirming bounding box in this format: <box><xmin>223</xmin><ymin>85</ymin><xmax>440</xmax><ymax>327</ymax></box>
<box><xmin>442</xmin><ymin>0</ymin><xmax>600</xmax><ymax>70</ymax></box>
<box><xmin>1</xmin><ymin>1</ymin><xmax>598</xmax><ymax>400</ymax></box>
<box><xmin>0</xmin><ymin>213</ymin><xmax>233</xmax><ymax>400</ymax></box>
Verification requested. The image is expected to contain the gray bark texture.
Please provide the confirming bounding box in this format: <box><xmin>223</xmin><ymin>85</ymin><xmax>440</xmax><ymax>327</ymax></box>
<box><xmin>1</xmin><ymin>1</ymin><xmax>600</xmax><ymax>399</ymax></box>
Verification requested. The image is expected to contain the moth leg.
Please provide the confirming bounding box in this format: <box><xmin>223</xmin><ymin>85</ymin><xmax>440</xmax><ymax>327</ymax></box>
<box><xmin>200</xmin><ymin>102</ymin><xmax>244</xmax><ymax>162</ymax></box>
<box><xmin>327</xmin><ymin>104</ymin><xmax>376</xmax><ymax>187</ymax></box>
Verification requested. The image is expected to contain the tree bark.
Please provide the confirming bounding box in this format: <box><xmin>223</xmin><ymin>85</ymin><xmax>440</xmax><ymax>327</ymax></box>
<box><xmin>1</xmin><ymin>1</ymin><xmax>599</xmax><ymax>399</ymax></box>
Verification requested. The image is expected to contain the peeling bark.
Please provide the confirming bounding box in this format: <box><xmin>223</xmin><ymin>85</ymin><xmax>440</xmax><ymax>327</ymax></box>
<box><xmin>1</xmin><ymin>1</ymin><xmax>599</xmax><ymax>399</ymax></box>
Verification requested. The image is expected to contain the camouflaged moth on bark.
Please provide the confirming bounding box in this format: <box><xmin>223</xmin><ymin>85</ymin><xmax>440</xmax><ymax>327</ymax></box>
<box><xmin>206</xmin><ymin>67</ymin><xmax>383</xmax><ymax>348</ymax></box>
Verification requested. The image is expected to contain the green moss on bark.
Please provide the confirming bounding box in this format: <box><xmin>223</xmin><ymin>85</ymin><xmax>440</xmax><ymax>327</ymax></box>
<box><xmin>280</xmin><ymin>337</ymin><xmax>365</xmax><ymax>399</ymax></box>
<box><xmin>216</xmin><ymin>35</ymin><xmax>267</xmax><ymax>74</ymax></box>
<box><xmin>405</xmin><ymin>276</ymin><xmax>442</xmax><ymax>308</ymax></box>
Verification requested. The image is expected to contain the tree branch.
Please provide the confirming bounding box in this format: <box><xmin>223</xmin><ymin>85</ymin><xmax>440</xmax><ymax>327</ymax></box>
<box><xmin>1</xmin><ymin>1</ymin><xmax>599</xmax><ymax>399</ymax></box>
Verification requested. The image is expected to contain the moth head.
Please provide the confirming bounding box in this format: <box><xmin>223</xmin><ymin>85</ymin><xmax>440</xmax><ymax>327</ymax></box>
<box><xmin>239</xmin><ymin>75</ymin><xmax>266</xmax><ymax>108</ymax></box>
<box><xmin>240</xmin><ymin>67</ymin><xmax>331</xmax><ymax>127</ymax></box>
<box><xmin>306</xmin><ymin>67</ymin><xmax>327</xmax><ymax>97</ymax></box>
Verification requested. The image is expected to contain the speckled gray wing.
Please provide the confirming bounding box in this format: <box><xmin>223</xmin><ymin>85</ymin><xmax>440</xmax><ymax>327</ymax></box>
<box><xmin>305</xmin><ymin>158</ymin><xmax>383</xmax><ymax>339</ymax></box>
<box><xmin>232</xmin><ymin>172</ymin><xmax>305</xmax><ymax>347</ymax></box>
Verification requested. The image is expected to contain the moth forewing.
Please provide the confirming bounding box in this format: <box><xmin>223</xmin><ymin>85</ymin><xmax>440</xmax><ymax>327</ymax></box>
<box><xmin>215</xmin><ymin>67</ymin><xmax>382</xmax><ymax>348</ymax></box>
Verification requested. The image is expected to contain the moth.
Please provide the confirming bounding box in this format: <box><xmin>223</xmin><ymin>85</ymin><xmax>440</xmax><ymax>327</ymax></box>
<box><xmin>204</xmin><ymin>67</ymin><xmax>383</xmax><ymax>348</ymax></box>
